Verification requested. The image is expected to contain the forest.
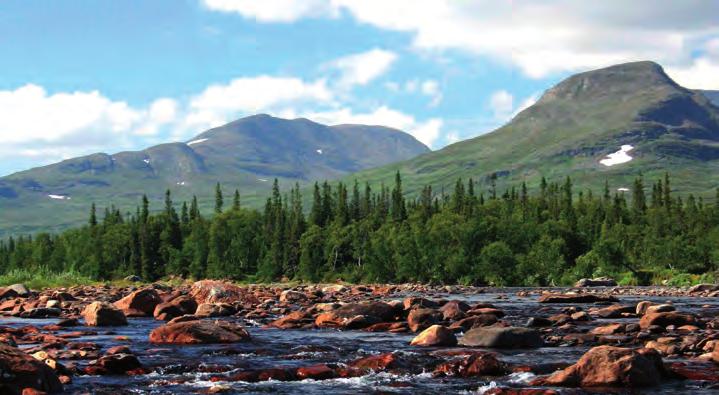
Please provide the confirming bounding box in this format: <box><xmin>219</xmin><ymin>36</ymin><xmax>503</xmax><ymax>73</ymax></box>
<box><xmin>1</xmin><ymin>173</ymin><xmax>718</xmax><ymax>286</ymax></box>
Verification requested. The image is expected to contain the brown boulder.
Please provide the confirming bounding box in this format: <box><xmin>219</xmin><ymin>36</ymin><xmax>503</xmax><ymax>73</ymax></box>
<box><xmin>407</xmin><ymin>308</ymin><xmax>442</xmax><ymax>332</ymax></box>
<box><xmin>434</xmin><ymin>351</ymin><xmax>508</xmax><ymax>377</ymax></box>
<box><xmin>0</xmin><ymin>344</ymin><xmax>62</xmax><ymax>393</ymax></box>
<box><xmin>639</xmin><ymin>312</ymin><xmax>697</xmax><ymax>329</ymax></box>
<box><xmin>113</xmin><ymin>288</ymin><xmax>162</xmax><ymax>317</ymax></box>
<box><xmin>296</xmin><ymin>364</ymin><xmax>336</xmax><ymax>380</ymax></box>
<box><xmin>449</xmin><ymin>314</ymin><xmax>498</xmax><ymax>331</ymax></box>
<box><xmin>459</xmin><ymin>327</ymin><xmax>544</xmax><ymax>348</ymax></box>
<box><xmin>439</xmin><ymin>300</ymin><xmax>470</xmax><ymax>321</ymax></box>
<box><xmin>195</xmin><ymin>303</ymin><xmax>235</xmax><ymax>318</ymax></box>
<box><xmin>149</xmin><ymin>320</ymin><xmax>250</xmax><ymax>344</ymax></box>
<box><xmin>410</xmin><ymin>325</ymin><xmax>457</xmax><ymax>347</ymax></box>
<box><xmin>190</xmin><ymin>280</ymin><xmax>257</xmax><ymax>305</ymax></box>
<box><xmin>314</xmin><ymin>302</ymin><xmax>395</xmax><ymax>329</ymax></box>
<box><xmin>536</xmin><ymin>346</ymin><xmax>668</xmax><ymax>387</ymax></box>
<box><xmin>82</xmin><ymin>302</ymin><xmax>127</xmax><ymax>326</ymax></box>
<box><xmin>350</xmin><ymin>353</ymin><xmax>405</xmax><ymax>371</ymax></box>
<box><xmin>153</xmin><ymin>295</ymin><xmax>198</xmax><ymax>321</ymax></box>
<box><xmin>266</xmin><ymin>310</ymin><xmax>313</xmax><ymax>329</ymax></box>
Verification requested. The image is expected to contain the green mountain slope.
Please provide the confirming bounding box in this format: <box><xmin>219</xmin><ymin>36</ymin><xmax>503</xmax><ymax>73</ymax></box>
<box><xmin>0</xmin><ymin>115</ymin><xmax>429</xmax><ymax>236</ymax></box>
<box><xmin>347</xmin><ymin>61</ymin><xmax>719</xmax><ymax>198</ymax></box>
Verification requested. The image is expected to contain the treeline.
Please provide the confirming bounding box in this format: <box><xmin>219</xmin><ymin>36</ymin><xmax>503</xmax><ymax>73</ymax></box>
<box><xmin>1</xmin><ymin>173</ymin><xmax>718</xmax><ymax>286</ymax></box>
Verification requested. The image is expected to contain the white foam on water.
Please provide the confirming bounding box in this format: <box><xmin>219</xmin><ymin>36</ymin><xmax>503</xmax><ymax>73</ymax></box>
<box><xmin>600</xmin><ymin>144</ymin><xmax>634</xmax><ymax>166</ymax></box>
<box><xmin>187</xmin><ymin>138</ymin><xmax>209</xmax><ymax>146</ymax></box>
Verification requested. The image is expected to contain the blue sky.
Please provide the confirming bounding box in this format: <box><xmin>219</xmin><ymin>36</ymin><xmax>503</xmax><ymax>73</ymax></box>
<box><xmin>1</xmin><ymin>0</ymin><xmax>719</xmax><ymax>176</ymax></box>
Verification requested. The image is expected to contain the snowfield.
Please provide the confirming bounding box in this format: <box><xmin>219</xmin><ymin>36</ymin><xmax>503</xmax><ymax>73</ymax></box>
<box><xmin>600</xmin><ymin>145</ymin><xmax>634</xmax><ymax>166</ymax></box>
<box><xmin>48</xmin><ymin>194</ymin><xmax>70</xmax><ymax>200</ymax></box>
<box><xmin>187</xmin><ymin>138</ymin><xmax>208</xmax><ymax>146</ymax></box>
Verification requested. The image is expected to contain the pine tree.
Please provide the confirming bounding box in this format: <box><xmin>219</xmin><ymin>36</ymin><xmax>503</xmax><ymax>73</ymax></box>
<box><xmin>89</xmin><ymin>203</ymin><xmax>97</xmax><ymax>227</ymax></box>
<box><xmin>233</xmin><ymin>189</ymin><xmax>241</xmax><ymax>210</ymax></box>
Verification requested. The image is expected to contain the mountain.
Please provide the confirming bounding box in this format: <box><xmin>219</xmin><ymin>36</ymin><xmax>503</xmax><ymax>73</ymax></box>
<box><xmin>348</xmin><ymin>61</ymin><xmax>719</xmax><ymax>198</ymax></box>
<box><xmin>0</xmin><ymin>115</ymin><xmax>429</xmax><ymax>236</ymax></box>
<box><xmin>700</xmin><ymin>90</ymin><xmax>719</xmax><ymax>107</ymax></box>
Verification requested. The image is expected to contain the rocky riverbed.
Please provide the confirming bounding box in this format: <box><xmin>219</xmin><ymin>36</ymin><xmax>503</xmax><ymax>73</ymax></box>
<box><xmin>0</xmin><ymin>281</ymin><xmax>717</xmax><ymax>394</ymax></box>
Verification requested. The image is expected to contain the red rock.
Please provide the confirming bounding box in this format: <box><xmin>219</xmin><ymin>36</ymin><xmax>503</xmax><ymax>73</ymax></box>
<box><xmin>403</xmin><ymin>297</ymin><xmax>439</xmax><ymax>310</ymax></box>
<box><xmin>22</xmin><ymin>388</ymin><xmax>48</xmax><ymax>395</ymax></box>
<box><xmin>434</xmin><ymin>351</ymin><xmax>508</xmax><ymax>377</ymax></box>
<box><xmin>82</xmin><ymin>302</ymin><xmax>127</xmax><ymax>326</ymax></box>
<box><xmin>266</xmin><ymin>310</ymin><xmax>313</xmax><ymax>329</ymax></box>
<box><xmin>410</xmin><ymin>325</ymin><xmax>457</xmax><ymax>347</ymax></box>
<box><xmin>195</xmin><ymin>303</ymin><xmax>235</xmax><ymax>318</ymax></box>
<box><xmin>467</xmin><ymin>308</ymin><xmax>505</xmax><ymax>318</ymax></box>
<box><xmin>350</xmin><ymin>353</ymin><xmax>404</xmax><ymax>371</ymax></box>
<box><xmin>459</xmin><ymin>327</ymin><xmax>544</xmax><ymax>348</ymax></box>
<box><xmin>190</xmin><ymin>280</ymin><xmax>258</xmax><ymax>305</ymax></box>
<box><xmin>114</xmin><ymin>288</ymin><xmax>162</xmax><ymax>317</ymax></box>
<box><xmin>448</xmin><ymin>314</ymin><xmax>498</xmax><ymax>331</ymax></box>
<box><xmin>106</xmin><ymin>346</ymin><xmax>131</xmax><ymax>355</ymax></box>
<box><xmin>315</xmin><ymin>302</ymin><xmax>395</xmax><ymax>329</ymax></box>
<box><xmin>439</xmin><ymin>300</ymin><xmax>470</xmax><ymax>321</ymax></box>
<box><xmin>536</xmin><ymin>345</ymin><xmax>668</xmax><ymax>387</ymax></box>
<box><xmin>257</xmin><ymin>368</ymin><xmax>296</xmax><ymax>381</ymax></box>
<box><xmin>96</xmin><ymin>353</ymin><xmax>142</xmax><ymax>374</ymax></box>
<box><xmin>595</xmin><ymin>305</ymin><xmax>635</xmax><ymax>318</ymax></box>
<box><xmin>296</xmin><ymin>364</ymin><xmax>336</xmax><ymax>380</ymax></box>
<box><xmin>0</xmin><ymin>344</ymin><xmax>63</xmax><ymax>393</ymax></box>
<box><xmin>668</xmin><ymin>362</ymin><xmax>719</xmax><ymax>382</ymax></box>
<box><xmin>639</xmin><ymin>312</ymin><xmax>697</xmax><ymax>329</ymax></box>
<box><xmin>590</xmin><ymin>323</ymin><xmax>625</xmax><ymax>335</ymax></box>
<box><xmin>149</xmin><ymin>320</ymin><xmax>250</xmax><ymax>344</ymax></box>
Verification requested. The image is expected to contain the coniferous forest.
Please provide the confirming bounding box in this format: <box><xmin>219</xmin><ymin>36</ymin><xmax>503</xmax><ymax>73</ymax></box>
<box><xmin>1</xmin><ymin>173</ymin><xmax>718</xmax><ymax>286</ymax></box>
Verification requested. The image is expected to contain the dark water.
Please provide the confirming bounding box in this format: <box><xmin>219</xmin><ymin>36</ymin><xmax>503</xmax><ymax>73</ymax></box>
<box><xmin>2</xmin><ymin>289</ymin><xmax>718</xmax><ymax>394</ymax></box>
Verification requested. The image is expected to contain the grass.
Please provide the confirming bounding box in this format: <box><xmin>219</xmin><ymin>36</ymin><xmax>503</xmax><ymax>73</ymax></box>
<box><xmin>0</xmin><ymin>267</ymin><xmax>97</xmax><ymax>289</ymax></box>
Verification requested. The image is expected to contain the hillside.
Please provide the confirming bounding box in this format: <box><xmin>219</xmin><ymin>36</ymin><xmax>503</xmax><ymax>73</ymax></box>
<box><xmin>0</xmin><ymin>115</ymin><xmax>429</xmax><ymax>236</ymax></box>
<box><xmin>347</xmin><ymin>61</ymin><xmax>719</xmax><ymax>198</ymax></box>
<box><xmin>700</xmin><ymin>90</ymin><xmax>719</xmax><ymax>107</ymax></box>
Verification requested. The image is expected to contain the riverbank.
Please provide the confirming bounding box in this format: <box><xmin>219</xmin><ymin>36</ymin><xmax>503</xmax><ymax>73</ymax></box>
<box><xmin>0</xmin><ymin>281</ymin><xmax>717</xmax><ymax>394</ymax></box>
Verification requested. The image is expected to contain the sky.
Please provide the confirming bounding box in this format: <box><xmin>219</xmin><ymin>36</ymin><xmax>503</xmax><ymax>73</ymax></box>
<box><xmin>1</xmin><ymin>0</ymin><xmax>719</xmax><ymax>176</ymax></box>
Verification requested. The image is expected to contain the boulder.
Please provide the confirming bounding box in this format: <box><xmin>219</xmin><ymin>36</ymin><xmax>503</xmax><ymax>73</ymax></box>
<box><xmin>449</xmin><ymin>314</ymin><xmax>498</xmax><ymax>331</ymax></box>
<box><xmin>574</xmin><ymin>278</ymin><xmax>617</xmax><ymax>287</ymax></box>
<box><xmin>296</xmin><ymin>364</ymin><xmax>336</xmax><ymax>380</ymax></box>
<box><xmin>123</xmin><ymin>275</ymin><xmax>143</xmax><ymax>282</ymax></box>
<box><xmin>407</xmin><ymin>308</ymin><xmax>442</xmax><ymax>332</ymax></box>
<box><xmin>410</xmin><ymin>325</ymin><xmax>457</xmax><ymax>347</ymax></box>
<box><xmin>279</xmin><ymin>290</ymin><xmax>308</xmax><ymax>303</ymax></box>
<box><xmin>536</xmin><ymin>346</ymin><xmax>668</xmax><ymax>387</ymax></box>
<box><xmin>459</xmin><ymin>326</ymin><xmax>544</xmax><ymax>348</ymax></box>
<box><xmin>113</xmin><ymin>288</ymin><xmax>162</xmax><ymax>317</ymax></box>
<box><xmin>195</xmin><ymin>303</ymin><xmax>235</xmax><ymax>318</ymax></box>
<box><xmin>688</xmin><ymin>284</ymin><xmax>719</xmax><ymax>293</ymax></box>
<box><xmin>267</xmin><ymin>310</ymin><xmax>313</xmax><ymax>329</ymax></box>
<box><xmin>149</xmin><ymin>320</ymin><xmax>250</xmax><ymax>344</ymax></box>
<box><xmin>190</xmin><ymin>280</ymin><xmax>257</xmax><ymax>305</ymax></box>
<box><xmin>96</xmin><ymin>353</ymin><xmax>142</xmax><ymax>374</ymax></box>
<box><xmin>153</xmin><ymin>295</ymin><xmax>198</xmax><ymax>321</ymax></box>
<box><xmin>350</xmin><ymin>353</ymin><xmax>405</xmax><ymax>372</ymax></box>
<box><xmin>526</xmin><ymin>317</ymin><xmax>553</xmax><ymax>328</ymax></box>
<box><xmin>0</xmin><ymin>284</ymin><xmax>31</xmax><ymax>299</ymax></box>
<box><xmin>639</xmin><ymin>312</ymin><xmax>697</xmax><ymax>330</ymax></box>
<box><xmin>538</xmin><ymin>293</ymin><xmax>618</xmax><ymax>303</ymax></box>
<box><xmin>314</xmin><ymin>302</ymin><xmax>395</xmax><ymax>329</ymax></box>
<box><xmin>0</xmin><ymin>343</ymin><xmax>63</xmax><ymax>393</ymax></box>
<box><xmin>434</xmin><ymin>351</ymin><xmax>508</xmax><ymax>377</ymax></box>
<box><xmin>82</xmin><ymin>302</ymin><xmax>127</xmax><ymax>326</ymax></box>
<box><xmin>595</xmin><ymin>305</ymin><xmax>635</xmax><ymax>318</ymax></box>
<box><xmin>439</xmin><ymin>300</ymin><xmax>470</xmax><ymax>321</ymax></box>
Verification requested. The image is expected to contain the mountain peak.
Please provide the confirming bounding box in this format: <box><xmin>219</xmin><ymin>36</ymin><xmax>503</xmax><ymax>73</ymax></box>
<box><xmin>539</xmin><ymin>60</ymin><xmax>681</xmax><ymax>104</ymax></box>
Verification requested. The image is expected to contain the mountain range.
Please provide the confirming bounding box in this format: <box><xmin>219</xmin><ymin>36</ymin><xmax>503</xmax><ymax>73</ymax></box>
<box><xmin>2</xmin><ymin>60</ymin><xmax>719</xmax><ymax>236</ymax></box>
<box><xmin>347</xmin><ymin>61</ymin><xmax>719</xmax><ymax>198</ymax></box>
<box><xmin>0</xmin><ymin>115</ymin><xmax>428</xmax><ymax>236</ymax></box>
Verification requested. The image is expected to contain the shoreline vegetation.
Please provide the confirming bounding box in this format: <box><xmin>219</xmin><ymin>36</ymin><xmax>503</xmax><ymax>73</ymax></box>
<box><xmin>1</xmin><ymin>172</ymin><xmax>718</xmax><ymax>288</ymax></box>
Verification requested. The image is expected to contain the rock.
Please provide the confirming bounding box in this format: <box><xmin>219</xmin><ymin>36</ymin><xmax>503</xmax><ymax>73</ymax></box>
<box><xmin>574</xmin><ymin>278</ymin><xmax>617</xmax><ymax>287</ymax></box>
<box><xmin>459</xmin><ymin>326</ymin><xmax>544</xmax><ymax>348</ymax></box>
<box><xmin>526</xmin><ymin>317</ymin><xmax>553</xmax><ymax>328</ymax></box>
<box><xmin>407</xmin><ymin>308</ymin><xmax>442</xmax><ymax>332</ymax></box>
<box><xmin>153</xmin><ymin>295</ymin><xmax>198</xmax><ymax>321</ymax></box>
<box><xmin>0</xmin><ymin>344</ymin><xmax>63</xmax><ymax>393</ymax></box>
<box><xmin>123</xmin><ymin>275</ymin><xmax>143</xmax><ymax>282</ymax></box>
<box><xmin>267</xmin><ymin>310</ymin><xmax>313</xmax><ymax>329</ymax></box>
<box><xmin>149</xmin><ymin>320</ymin><xmax>250</xmax><ymax>344</ymax></box>
<box><xmin>434</xmin><ymin>351</ymin><xmax>508</xmax><ymax>377</ymax></box>
<box><xmin>449</xmin><ymin>314</ymin><xmax>498</xmax><ymax>331</ymax></box>
<box><xmin>595</xmin><ymin>305</ymin><xmax>635</xmax><ymax>318</ymax></box>
<box><xmin>96</xmin><ymin>353</ymin><xmax>142</xmax><ymax>374</ymax></box>
<box><xmin>688</xmin><ymin>284</ymin><xmax>719</xmax><ymax>293</ymax></box>
<box><xmin>321</xmin><ymin>284</ymin><xmax>348</xmax><ymax>294</ymax></box>
<box><xmin>410</xmin><ymin>325</ymin><xmax>457</xmax><ymax>347</ymax></box>
<box><xmin>536</xmin><ymin>346</ymin><xmax>668</xmax><ymax>387</ymax></box>
<box><xmin>591</xmin><ymin>323</ymin><xmax>625</xmax><ymax>335</ymax></box>
<box><xmin>350</xmin><ymin>353</ymin><xmax>405</xmax><ymax>371</ymax></box>
<box><xmin>439</xmin><ymin>300</ymin><xmax>470</xmax><ymax>321</ymax></box>
<box><xmin>538</xmin><ymin>293</ymin><xmax>618</xmax><ymax>303</ymax></box>
<box><xmin>403</xmin><ymin>297</ymin><xmax>439</xmax><ymax>310</ymax></box>
<box><xmin>279</xmin><ymin>290</ymin><xmax>307</xmax><ymax>303</ymax></box>
<box><xmin>195</xmin><ymin>303</ymin><xmax>235</xmax><ymax>318</ymax></box>
<box><xmin>645</xmin><ymin>304</ymin><xmax>675</xmax><ymax>314</ymax></box>
<box><xmin>20</xmin><ymin>308</ymin><xmax>61</xmax><ymax>319</ymax></box>
<box><xmin>113</xmin><ymin>288</ymin><xmax>162</xmax><ymax>317</ymax></box>
<box><xmin>190</xmin><ymin>280</ymin><xmax>257</xmax><ymax>305</ymax></box>
<box><xmin>296</xmin><ymin>364</ymin><xmax>336</xmax><ymax>380</ymax></box>
<box><xmin>314</xmin><ymin>302</ymin><xmax>395</xmax><ymax>329</ymax></box>
<box><xmin>639</xmin><ymin>312</ymin><xmax>697</xmax><ymax>330</ymax></box>
<box><xmin>82</xmin><ymin>302</ymin><xmax>127</xmax><ymax>326</ymax></box>
<box><xmin>636</xmin><ymin>301</ymin><xmax>654</xmax><ymax>315</ymax></box>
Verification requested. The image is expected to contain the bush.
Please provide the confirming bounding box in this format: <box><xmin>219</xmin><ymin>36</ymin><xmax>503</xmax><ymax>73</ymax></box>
<box><xmin>0</xmin><ymin>267</ymin><xmax>96</xmax><ymax>289</ymax></box>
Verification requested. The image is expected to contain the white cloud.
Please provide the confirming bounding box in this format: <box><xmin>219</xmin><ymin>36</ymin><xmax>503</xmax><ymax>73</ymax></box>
<box><xmin>329</xmin><ymin>48</ymin><xmax>397</xmax><ymax>87</ymax></box>
<box><xmin>421</xmin><ymin>80</ymin><xmax>442</xmax><ymax>107</ymax></box>
<box><xmin>202</xmin><ymin>0</ymin><xmax>337</xmax><ymax>22</ymax></box>
<box><xmin>206</xmin><ymin>0</ymin><xmax>719</xmax><ymax>80</ymax></box>
<box><xmin>306</xmin><ymin>106</ymin><xmax>443</xmax><ymax>147</ymax></box>
<box><xmin>667</xmin><ymin>57</ymin><xmax>719</xmax><ymax>89</ymax></box>
<box><xmin>489</xmin><ymin>90</ymin><xmax>513</xmax><ymax>120</ymax></box>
